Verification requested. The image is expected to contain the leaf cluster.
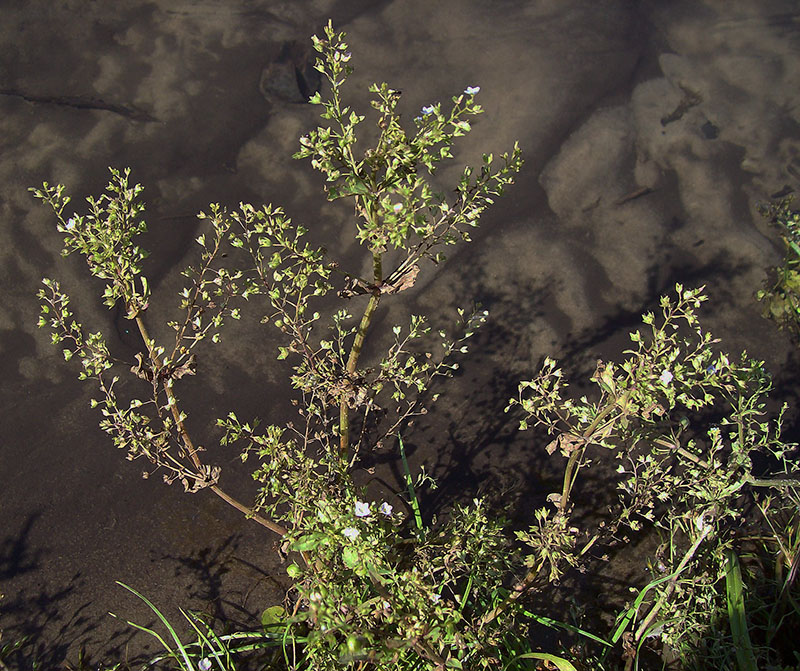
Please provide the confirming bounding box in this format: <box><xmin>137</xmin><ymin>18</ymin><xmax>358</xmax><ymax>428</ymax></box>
<box><xmin>757</xmin><ymin>196</ymin><xmax>800</xmax><ymax>338</ymax></box>
<box><xmin>509</xmin><ymin>285</ymin><xmax>800</xmax><ymax>666</ymax></box>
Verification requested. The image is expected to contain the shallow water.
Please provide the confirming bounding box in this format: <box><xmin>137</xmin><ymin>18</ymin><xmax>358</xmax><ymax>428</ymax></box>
<box><xmin>1</xmin><ymin>0</ymin><xmax>799</xmax><ymax>664</ymax></box>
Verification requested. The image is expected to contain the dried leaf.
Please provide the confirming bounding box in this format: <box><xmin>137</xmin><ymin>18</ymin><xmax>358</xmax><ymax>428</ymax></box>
<box><xmin>381</xmin><ymin>264</ymin><xmax>420</xmax><ymax>294</ymax></box>
<box><xmin>339</xmin><ymin>276</ymin><xmax>371</xmax><ymax>298</ymax></box>
<box><xmin>546</xmin><ymin>433</ymin><xmax>585</xmax><ymax>456</ymax></box>
<box><xmin>130</xmin><ymin>352</ymin><xmax>154</xmax><ymax>381</ymax></box>
<box><xmin>560</xmin><ymin>434</ymin><xmax>585</xmax><ymax>455</ymax></box>
<box><xmin>169</xmin><ymin>354</ymin><xmax>197</xmax><ymax>380</ymax></box>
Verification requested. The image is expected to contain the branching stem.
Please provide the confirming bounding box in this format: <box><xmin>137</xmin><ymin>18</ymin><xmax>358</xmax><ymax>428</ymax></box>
<box><xmin>134</xmin><ymin>314</ymin><xmax>288</xmax><ymax>538</ymax></box>
<box><xmin>633</xmin><ymin>520</ymin><xmax>713</xmax><ymax>643</ymax></box>
<box><xmin>559</xmin><ymin>389</ymin><xmax>632</xmax><ymax>513</ymax></box>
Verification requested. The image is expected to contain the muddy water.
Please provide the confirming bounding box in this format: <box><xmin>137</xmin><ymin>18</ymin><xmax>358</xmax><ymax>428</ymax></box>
<box><xmin>1</xmin><ymin>0</ymin><xmax>799</xmax><ymax>665</ymax></box>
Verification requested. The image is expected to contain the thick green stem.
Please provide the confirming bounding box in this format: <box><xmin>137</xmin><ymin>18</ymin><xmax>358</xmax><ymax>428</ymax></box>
<box><xmin>559</xmin><ymin>389</ymin><xmax>631</xmax><ymax>513</ymax></box>
<box><xmin>339</xmin><ymin>252</ymin><xmax>382</xmax><ymax>459</ymax></box>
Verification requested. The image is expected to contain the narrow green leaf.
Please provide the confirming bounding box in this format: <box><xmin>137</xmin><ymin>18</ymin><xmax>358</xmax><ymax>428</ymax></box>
<box><xmin>399</xmin><ymin>435</ymin><xmax>424</xmax><ymax>540</ymax></box>
<box><xmin>725</xmin><ymin>549</ymin><xmax>758</xmax><ymax>671</ymax></box>
<box><xmin>505</xmin><ymin>652</ymin><xmax>577</xmax><ymax>671</ymax></box>
<box><xmin>114</xmin><ymin>581</ymin><xmax>194</xmax><ymax>669</ymax></box>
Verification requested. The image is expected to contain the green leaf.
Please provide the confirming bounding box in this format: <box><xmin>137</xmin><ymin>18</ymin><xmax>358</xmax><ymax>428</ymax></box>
<box><xmin>505</xmin><ymin>653</ymin><xmax>577</xmax><ymax>671</ymax></box>
<box><xmin>261</xmin><ymin>605</ymin><xmax>287</xmax><ymax>628</ymax></box>
<box><xmin>344</xmin><ymin>177</ymin><xmax>369</xmax><ymax>196</ymax></box>
<box><xmin>399</xmin><ymin>435</ymin><xmax>425</xmax><ymax>540</ymax></box>
<box><xmin>292</xmin><ymin>532</ymin><xmax>327</xmax><ymax>552</ymax></box>
<box><xmin>342</xmin><ymin>546</ymin><xmax>359</xmax><ymax>569</ymax></box>
<box><xmin>725</xmin><ymin>549</ymin><xmax>758</xmax><ymax>671</ymax></box>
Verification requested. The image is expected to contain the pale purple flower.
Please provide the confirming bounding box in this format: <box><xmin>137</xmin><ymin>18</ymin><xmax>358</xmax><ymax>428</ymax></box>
<box><xmin>66</xmin><ymin>218</ymin><xmax>76</xmax><ymax>230</ymax></box>
<box><xmin>198</xmin><ymin>659</ymin><xmax>212</xmax><ymax>671</ymax></box>
<box><xmin>421</xmin><ymin>105</ymin><xmax>435</xmax><ymax>116</ymax></box>
<box><xmin>430</xmin><ymin>593</ymin><xmax>441</xmax><ymax>603</ymax></box>
<box><xmin>464</xmin><ymin>86</ymin><xmax>480</xmax><ymax>95</ymax></box>
<box><xmin>342</xmin><ymin>527</ymin><xmax>360</xmax><ymax>540</ymax></box>
<box><xmin>659</xmin><ymin>369</ymin><xmax>673</xmax><ymax>385</ymax></box>
<box><xmin>392</xmin><ymin>203</ymin><xmax>403</xmax><ymax>214</ymax></box>
<box><xmin>379</xmin><ymin>502</ymin><xmax>393</xmax><ymax>517</ymax></box>
<box><xmin>354</xmin><ymin>501</ymin><xmax>370</xmax><ymax>517</ymax></box>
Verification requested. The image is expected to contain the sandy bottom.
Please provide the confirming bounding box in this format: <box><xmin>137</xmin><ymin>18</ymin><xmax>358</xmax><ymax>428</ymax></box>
<box><xmin>1</xmin><ymin>0</ymin><xmax>799</xmax><ymax>665</ymax></box>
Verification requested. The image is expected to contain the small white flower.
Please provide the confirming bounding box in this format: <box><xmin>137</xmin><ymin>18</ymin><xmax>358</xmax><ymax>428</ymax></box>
<box><xmin>342</xmin><ymin>527</ymin><xmax>360</xmax><ymax>540</ymax></box>
<box><xmin>421</xmin><ymin>104</ymin><xmax>435</xmax><ymax>116</ymax></box>
<box><xmin>65</xmin><ymin>218</ymin><xmax>76</xmax><ymax>230</ymax></box>
<box><xmin>198</xmin><ymin>659</ymin><xmax>212</xmax><ymax>671</ymax></box>
<box><xmin>379</xmin><ymin>502</ymin><xmax>393</xmax><ymax>517</ymax></box>
<box><xmin>659</xmin><ymin>369</ymin><xmax>673</xmax><ymax>385</ymax></box>
<box><xmin>430</xmin><ymin>593</ymin><xmax>441</xmax><ymax>603</ymax></box>
<box><xmin>392</xmin><ymin>203</ymin><xmax>403</xmax><ymax>214</ymax></box>
<box><xmin>464</xmin><ymin>86</ymin><xmax>480</xmax><ymax>95</ymax></box>
<box><xmin>354</xmin><ymin>501</ymin><xmax>370</xmax><ymax>517</ymax></box>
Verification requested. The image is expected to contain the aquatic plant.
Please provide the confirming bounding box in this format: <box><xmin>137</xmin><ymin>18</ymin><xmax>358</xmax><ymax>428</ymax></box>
<box><xmin>757</xmin><ymin>195</ymin><xmax>800</xmax><ymax>339</ymax></box>
<box><xmin>29</xmin><ymin>20</ymin><xmax>799</xmax><ymax>671</ymax></box>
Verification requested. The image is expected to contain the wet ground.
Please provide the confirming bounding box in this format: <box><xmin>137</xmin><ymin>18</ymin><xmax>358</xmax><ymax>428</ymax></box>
<box><xmin>2</xmin><ymin>0</ymin><xmax>800</xmax><ymax>666</ymax></box>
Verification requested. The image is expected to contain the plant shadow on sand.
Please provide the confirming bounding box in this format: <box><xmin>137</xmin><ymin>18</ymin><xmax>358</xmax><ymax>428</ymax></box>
<box><xmin>0</xmin><ymin>514</ymin><xmax>140</xmax><ymax>668</ymax></box>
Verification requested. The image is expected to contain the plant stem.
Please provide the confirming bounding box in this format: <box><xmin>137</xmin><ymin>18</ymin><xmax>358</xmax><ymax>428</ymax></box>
<box><xmin>365</xmin><ymin>568</ymin><xmax>446</xmax><ymax>667</ymax></box>
<box><xmin>479</xmin><ymin>567</ymin><xmax>536</xmax><ymax>627</ymax></box>
<box><xmin>485</xmin><ymin>391</ymin><xmax>640</xmax><ymax>621</ymax></box>
<box><xmin>208</xmin><ymin>484</ymin><xmax>287</xmax><ymax>536</ymax></box>
<box><xmin>559</xmin><ymin>389</ymin><xmax>631</xmax><ymax>513</ymax></box>
<box><xmin>134</xmin><ymin>315</ymin><xmax>288</xmax><ymax>538</ymax></box>
<box><xmin>633</xmin><ymin>520</ymin><xmax>713</xmax><ymax>643</ymax></box>
<box><xmin>339</xmin><ymin>251</ymin><xmax>382</xmax><ymax>459</ymax></box>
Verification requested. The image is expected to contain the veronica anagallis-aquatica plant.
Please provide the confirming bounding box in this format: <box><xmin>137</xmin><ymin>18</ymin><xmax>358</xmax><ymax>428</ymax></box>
<box><xmin>28</xmin><ymin>23</ymin><xmax>800</xmax><ymax>668</ymax></box>
<box><xmin>33</xmin><ymin>20</ymin><xmax>530</xmax><ymax>670</ymax></box>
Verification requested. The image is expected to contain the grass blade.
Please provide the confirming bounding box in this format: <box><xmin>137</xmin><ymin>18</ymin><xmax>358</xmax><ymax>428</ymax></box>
<box><xmin>608</xmin><ymin>570</ymin><xmax>678</xmax><ymax>646</ymax></box>
<box><xmin>505</xmin><ymin>652</ymin><xmax>577</xmax><ymax>671</ymax></box>
<box><xmin>521</xmin><ymin>609</ymin><xmax>611</xmax><ymax>648</ymax></box>
<box><xmin>399</xmin><ymin>435</ymin><xmax>425</xmax><ymax>539</ymax></box>
<box><xmin>180</xmin><ymin>608</ymin><xmax>232</xmax><ymax>671</ymax></box>
<box><xmin>725</xmin><ymin>549</ymin><xmax>758</xmax><ymax>671</ymax></box>
<box><xmin>115</xmin><ymin>581</ymin><xmax>196</xmax><ymax>670</ymax></box>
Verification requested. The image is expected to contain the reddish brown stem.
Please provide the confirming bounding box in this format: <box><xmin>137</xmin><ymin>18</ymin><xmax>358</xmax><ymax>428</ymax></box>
<box><xmin>134</xmin><ymin>315</ymin><xmax>288</xmax><ymax>538</ymax></box>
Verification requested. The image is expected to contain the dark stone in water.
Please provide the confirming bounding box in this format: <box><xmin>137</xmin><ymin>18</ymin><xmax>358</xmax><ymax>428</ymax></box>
<box><xmin>701</xmin><ymin>120</ymin><xmax>720</xmax><ymax>139</ymax></box>
<box><xmin>259</xmin><ymin>40</ymin><xmax>321</xmax><ymax>104</ymax></box>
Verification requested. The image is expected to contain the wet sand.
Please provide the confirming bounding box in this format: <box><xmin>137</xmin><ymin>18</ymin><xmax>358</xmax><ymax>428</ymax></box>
<box><xmin>2</xmin><ymin>0</ymin><xmax>799</xmax><ymax>665</ymax></box>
